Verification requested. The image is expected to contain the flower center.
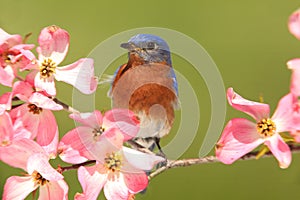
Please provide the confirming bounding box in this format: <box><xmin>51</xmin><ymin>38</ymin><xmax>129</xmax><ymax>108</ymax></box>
<box><xmin>31</xmin><ymin>170</ymin><xmax>49</xmax><ymax>186</ymax></box>
<box><xmin>1</xmin><ymin>140</ymin><xmax>10</xmax><ymax>147</ymax></box>
<box><xmin>48</xmin><ymin>25</ymin><xmax>59</xmax><ymax>33</ymax></box>
<box><xmin>104</xmin><ymin>152</ymin><xmax>122</xmax><ymax>172</ymax></box>
<box><xmin>5</xmin><ymin>55</ymin><xmax>12</xmax><ymax>63</ymax></box>
<box><xmin>28</xmin><ymin>104</ymin><xmax>43</xmax><ymax>114</ymax></box>
<box><xmin>1</xmin><ymin>53</ymin><xmax>12</xmax><ymax>67</ymax></box>
<box><xmin>92</xmin><ymin>127</ymin><xmax>105</xmax><ymax>141</ymax></box>
<box><xmin>40</xmin><ymin>58</ymin><xmax>56</xmax><ymax>79</ymax></box>
<box><xmin>256</xmin><ymin>118</ymin><xmax>276</xmax><ymax>137</ymax></box>
<box><xmin>93</xmin><ymin>127</ymin><xmax>105</xmax><ymax>137</ymax></box>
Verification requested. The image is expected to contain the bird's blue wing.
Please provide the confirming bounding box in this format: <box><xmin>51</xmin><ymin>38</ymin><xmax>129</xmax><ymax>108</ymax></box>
<box><xmin>170</xmin><ymin>67</ymin><xmax>179</xmax><ymax>96</ymax></box>
<box><xmin>169</xmin><ymin>67</ymin><xmax>180</xmax><ymax>109</ymax></box>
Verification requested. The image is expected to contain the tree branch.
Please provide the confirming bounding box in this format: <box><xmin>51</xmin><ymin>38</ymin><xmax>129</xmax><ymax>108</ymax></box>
<box><xmin>54</xmin><ymin>144</ymin><xmax>300</xmax><ymax>180</ymax></box>
<box><xmin>59</xmin><ymin>160</ymin><xmax>96</xmax><ymax>173</ymax></box>
<box><xmin>148</xmin><ymin>144</ymin><xmax>300</xmax><ymax>180</ymax></box>
<box><xmin>52</xmin><ymin>97</ymin><xmax>80</xmax><ymax>114</ymax></box>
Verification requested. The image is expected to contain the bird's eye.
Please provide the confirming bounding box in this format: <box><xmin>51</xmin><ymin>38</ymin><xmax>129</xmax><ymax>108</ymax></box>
<box><xmin>147</xmin><ymin>42</ymin><xmax>155</xmax><ymax>50</ymax></box>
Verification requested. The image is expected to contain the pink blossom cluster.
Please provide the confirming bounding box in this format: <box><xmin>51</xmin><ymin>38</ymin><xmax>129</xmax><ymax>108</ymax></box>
<box><xmin>0</xmin><ymin>26</ymin><xmax>164</xmax><ymax>200</ymax></box>
<box><xmin>216</xmin><ymin>10</ymin><xmax>300</xmax><ymax>168</ymax></box>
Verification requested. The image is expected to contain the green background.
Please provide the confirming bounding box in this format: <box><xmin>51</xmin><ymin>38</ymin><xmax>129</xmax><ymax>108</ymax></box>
<box><xmin>1</xmin><ymin>0</ymin><xmax>300</xmax><ymax>199</ymax></box>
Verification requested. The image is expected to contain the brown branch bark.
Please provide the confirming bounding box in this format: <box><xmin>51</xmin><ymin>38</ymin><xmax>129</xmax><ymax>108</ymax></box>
<box><xmin>52</xmin><ymin>97</ymin><xmax>80</xmax><ymax>114</ymax></box>
<box><xmin>148</xmin><ymin>144</ymin><xmax>300</xmax><ymax>180</ymax></box>
<box><xmin>58</xmin><ymin>145</ymin><xmax>300</xmax><ymax>180</ymax></box>
<box><xmin>59</xmin><ymin>160</ymin><xmax>96</xmax><ymax>173</ymax></box>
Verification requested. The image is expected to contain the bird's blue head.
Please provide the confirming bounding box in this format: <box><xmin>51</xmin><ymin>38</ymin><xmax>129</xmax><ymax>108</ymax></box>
<box><xmin>121</xmin><ymin>34</ymin><xmax>172</xmax><ymax>66</ymax></box>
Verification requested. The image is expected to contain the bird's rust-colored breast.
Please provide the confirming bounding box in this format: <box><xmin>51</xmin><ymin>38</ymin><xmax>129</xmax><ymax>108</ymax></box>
<box><xmin>129</xmin><ymin>83</ymin><xmax>176</xmax><ymax>126</ymax></box>
<box><xmin>111</xmin><ymin>61</ymin><xmax>177</xmax><ymax>127</ymax></box>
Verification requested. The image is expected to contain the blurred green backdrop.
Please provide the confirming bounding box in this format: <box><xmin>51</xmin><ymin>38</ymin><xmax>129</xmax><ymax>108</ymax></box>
<box><xmin>1</xmin><ymin>0</ymin><xmax>300</xmax><ymax>199</ymax></box>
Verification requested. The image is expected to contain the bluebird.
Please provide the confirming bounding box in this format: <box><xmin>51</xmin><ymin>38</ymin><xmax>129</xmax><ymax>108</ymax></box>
<box><xmin>109</xmin><ymin>34</ymin><xmax>179</xmax><ymax>153</ymax></box>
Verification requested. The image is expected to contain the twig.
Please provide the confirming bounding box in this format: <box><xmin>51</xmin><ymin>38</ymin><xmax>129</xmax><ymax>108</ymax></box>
<box><xmin>55</xmin><ymin>145</ymin><xmax>300</xmax><ymax>179</ymax></box>
<box><xmin>59</xmin><ymin>160</ymin><xmax>96</xmax><ymax>173</ymax></box>
<box><xmin>148</xmin><ymin>156</ymin><xmax>218</xmax><ymax>180</ymax></box>
<box><xmin>52</xmin><ymin>97</ymin><xmax>80</xmax><ymax>114</ymax></box>
<box><xmin>148</xmin><ymin>144</ymin><xmax>300</xmax><ymax>180</ymax></box>
<box><xmin>23</xmin><ymin>32</ymin><xmax>32</xmax><ymax>43</ymax></box>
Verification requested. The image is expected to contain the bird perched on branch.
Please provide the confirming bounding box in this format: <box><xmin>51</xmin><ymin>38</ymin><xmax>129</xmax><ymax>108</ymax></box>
<box><xmin>109</xmin><ymin>34</ymin><xmax>179</xmax><ymax>153</ymax></box>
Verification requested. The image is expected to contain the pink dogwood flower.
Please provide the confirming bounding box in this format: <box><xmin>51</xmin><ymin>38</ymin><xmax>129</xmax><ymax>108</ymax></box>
<box><xmin>288</xmin><ymin>9</ymin><xmax>300</xmax><ymax>40</ymax></box>
<box><xmin>10</xmin><ymin>81</ymin><xmax>63</xmax><ymax>156</ymax></box>
<box><xmin>0</xmin><ymin>28</ymin><xmax>35</xmax><ymax>87</ymax></box>
<box><xmin>75</xmin><ymin>142</ymin><xmax>164</xmax><ymax>200</ymax></box>
<box><xmin>0</xmin><ymin>111</ymin><xmax>50</xmax><ymax>170</ymax></box>
<box><xmin>0</xmin><ymin>111</ymin><xmax>14</xmax><ymax>147</ymax></box>
<box><xmin>3</xmin><ymin>152</ymin><xmax>68</xmax><ymax>200</ymax></box>
<box><xmin>0</xmin><ymin>76</ymin><xmax>36</xmax><ymax>115</ymax></box>
<box><xmin>29</xmin><ymin>25</ymin><xmax>97</xmax><ymax>96</ymax></box>
<box><xmin>216</xmin><ymin>88</ymin><xmax>298</xmax><ymax>168</ymax></box>
<box><xmin>0</xmin><ymin>112</ymin><xmax>48</xmax><ymax>168</ymax></box>
<box><xmin>0</xmin><ymin>138</ymin><xmax>47</xmax><ymax>171</ymax></box>
<box><xmin>58</xmin><ymin>109</ymin><xmax>140</xmax><ymax>164</ymax></box>
<box><xmin>0</xmin><ymin>111</ymin><xmax>37</xmax><ymax>169</ymax></box>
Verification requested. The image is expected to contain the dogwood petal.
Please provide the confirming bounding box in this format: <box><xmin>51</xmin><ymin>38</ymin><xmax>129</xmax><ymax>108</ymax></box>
<box><xmin>37</xmin><ymin>25</ymin><xmax>69</xmax><ymax>65</ymax></box>
<box><xmin>0</xmin><ymin>34</ymin><xmax>22</xmax><ymax>62</ymax></box>
<box><xmin>0</xmin><ymin>28</ymin><xmax>12</xmax><ymax>41</ymax></box>
<box><xmin>103</xmin><ymin>109</ymin><xmax>140</xmax><ymax>141</ymax></box>
<box><xmin>10</xmin><ymin>43</ymin><xmax>35</xmax><ymax>52</ymax></box>
<box><xmin>27</xmin><ymin>153</ymin><xmax>63</xmax><ymax>181</ymax></box>
<box><xmin>0</xmin><ymin>65</ymin><xmax>15</xmax><ymax>87</ymax></box>
<box><xmin>0</xmin><ymin>138</ymin><xmax>45</xmax><ymax>171</ymax></box>
<box><xmin>75</xmin><ymin>166</ymin><xmax>106</xmax><ymax>200</ymax></box>
<box><xmin>0</xmin><ymin>111</ymin><xmax>14</xmax><ymax>143</ymax></box>
<box><xmin>35</xmin><ymin>110</ymin><xmax>59</xmax><ymax>156</ymax></box>
<box><xmin>58</xmin><ymin>128</ymin><xmax>91</xmax><ymax>163</ymax></box>
<box><xmin>17</xmin><ymin>48</ymin><xmax>36</xmax><ymax>70</ymax></box>
<box><xmin>122</xmin><ymin>146</ymin><xmax>165</xmax><ymax>171</ymax></box>
<box><xmin>10</xmin><ymin>104</ymin><xmax>39</xmax><ymax>139</ymax></box>
<box><xmin>287</xmin><ymin>58</ymin><xmax>300</xmax><ymax>96</ymax></box>
<box><xmin>70</xmin><ymin>110</ymin><xmax>103</xmax><ymax>128</ymax></box>
<box><xmin>77</xmin><ymin>127</ymin><xmax>123</xmax><ymax>161</ymax></box>
<box><xmin>55</xmin><ymin>58</ymin><xmax>97</xmax><ymax>94</ymax></box>
<box><xmin>25</xmin><ymin>70</ymin><xmax>37</xmax><ymax>86</ymax></box>
<box><xmin>227</xmin><ymin>88</ymin><xmax>270</xmax><ymax>121</ymax></box>
<box><xmin>34</xmin><ymin>70</ymin><xmax>56</xmax><ymax>96</ymax></box>
<box><xmin>123</xmin><ymin>171</ymin><xmax>148</xmax><ymax>193</ymax></box>
<box><xmin>12</xmin><ymin>119</ymin><xmax>32</xmax><ymax>139</ymax></box>
<box><xmin>39</xmin><ymin>179</ymin><xmax>68</xmax><ymax>200</ymax></box>
<box><xmin>0</xmin><ymin>28</ymin><xmax>22</xmax><ymax>46</ymax></box>
<box><xmin>12</xmin><ymin>81</ymin><xmax>34</xmax><ymax>101</ymax></box>
<box><xmin>288</xmin><ymin>9</ymin><xmax>300</xmax><ymax>40</ymax></box>
<box><xmin>0</xmin><ymin>92</ymin><xmax>12</xmax><ymax>114</ymax></box>
<box><xmin>272</xmin><ymin>93</ymin><xmax>296</xmax><ymax>132</ymax></box>
<box><xmin>104</xmin><ymin>173</ymin><xmax>130</xmax><ymax>200</ymax></box>
<box><xmin>3</xmin><ymin>176</ymin><xmax>37</xmax><ymax>200</ymax></box>
<box><xmin>9</xmin><ymin>44</ymin><xmax>35</xmax><ymax>70</ymax></box>
<box><xmin>216</xmin><ymin>118</ymin><xmax>264</xmax><ymax>164</ymax></box>
<box><xmin>29</xmin><ymin>92</ymin><xmax>63</xmax><ymax>110</ymax></box>
<box><xmin>264</xmin><ymin>134</ymin><xmax>291</xmax><ymax>169</ymax></box>
<box><xmin>10</xmin><ymin>99</ymin><xmax>59</xmax><ymax>151</ymax></box>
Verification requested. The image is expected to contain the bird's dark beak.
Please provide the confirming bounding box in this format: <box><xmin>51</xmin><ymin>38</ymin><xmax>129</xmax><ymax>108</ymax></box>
<box><xmin>120</xmin><ymin>42</ymin><xmax>137</xmax><ymax>51</ymax></box>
